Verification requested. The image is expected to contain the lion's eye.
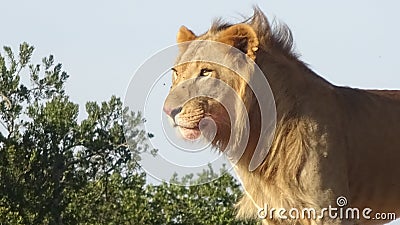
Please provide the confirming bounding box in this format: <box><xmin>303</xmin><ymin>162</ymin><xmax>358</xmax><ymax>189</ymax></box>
<box><xmin>199</xmin><ymin>69</ymin><xmax>212</xmax><ymax>77</ymax></box>
<box><xmin>171</xmin><ymin>68</ymin><xmax>178</xmax><ymax>81</ymax></box>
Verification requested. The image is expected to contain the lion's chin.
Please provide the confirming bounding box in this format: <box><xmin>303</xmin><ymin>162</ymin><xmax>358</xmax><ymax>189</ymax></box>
<box><xmin>178</xmin><ymin>126</ymin><xmax>202</xmax><ymax>140</ymax></box>
<box><xmin>176</xmin><ymin>116</ymin><xmax>218</xmax><ymax>141</ymax></box>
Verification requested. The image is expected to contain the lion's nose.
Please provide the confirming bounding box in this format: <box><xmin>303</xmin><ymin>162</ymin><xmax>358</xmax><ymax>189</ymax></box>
<box><xmin>163</xmin><ymin>106</ymin><xmax>182</xmax><ymax>118</ymax></box>
<box><xmin>163</xmin><ymin>106</ymin><xmax>171</xmax><ymax>116</ymax></box>
<box><xmin>170</xmin><ymin>107</ymin><xmax>182</xmax><ymax>119</ymax></box>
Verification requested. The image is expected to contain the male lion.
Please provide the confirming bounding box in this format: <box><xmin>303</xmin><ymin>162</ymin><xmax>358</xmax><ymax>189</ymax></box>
<box><xmin>163</xmin><ymin>8</ymin><xmax>400</xmax><ymax>225</ymax></box>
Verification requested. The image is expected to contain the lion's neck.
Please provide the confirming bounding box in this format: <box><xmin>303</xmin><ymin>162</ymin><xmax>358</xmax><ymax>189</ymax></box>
<box><xmin>232</xmin><ymin>51</ymin><xmax>334</xmax><ymax>215</ymax></box>
<box><xmin>256</xmin><ymin>50</ymin><xmax>334</xmax><ymax>121</ymax></box>
<box><xmin>233</xmin><ymin>50</ymin><xmax>332</xmax><ymax>166</ymax></box>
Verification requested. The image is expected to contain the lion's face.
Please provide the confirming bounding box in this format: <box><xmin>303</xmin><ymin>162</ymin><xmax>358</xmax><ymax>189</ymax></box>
<box><xmin>163</xmin><ymin>61</ymin><xmax>237</xmax><ymax>146</ymax></box>
<box><xmin>163</xmin><ymin>24</ymin><xmax>259</xmax><ymax>149</ymax></box>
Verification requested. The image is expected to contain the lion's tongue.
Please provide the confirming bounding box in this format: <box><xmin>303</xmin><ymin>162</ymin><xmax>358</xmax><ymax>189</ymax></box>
<box><xmin>178</xmin><ymin>127</ymin><xmax>201</xmax><ymax>140</ymax></box>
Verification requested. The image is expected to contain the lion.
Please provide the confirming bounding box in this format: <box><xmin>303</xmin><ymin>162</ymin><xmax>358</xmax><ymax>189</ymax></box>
<box><xmin>163</xmin><ymin>8</ymin><xmax>400</xmax><ymax>225</ymax></box>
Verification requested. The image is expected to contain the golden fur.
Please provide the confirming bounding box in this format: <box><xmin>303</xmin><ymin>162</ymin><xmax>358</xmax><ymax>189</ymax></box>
<box><xmin>164</xmin><ymin>8</ymin><xmax>400</xmax><ymax>225</ymax></box>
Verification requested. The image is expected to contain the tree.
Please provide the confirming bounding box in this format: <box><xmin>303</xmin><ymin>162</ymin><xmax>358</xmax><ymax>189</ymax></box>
<box><xmin>0</xmin><ymin>43</ymin><xmax>258</xmax><ymax>225</ymax></box>
<box><xmin>145</xmin><ymin>166</ymin><xmax>257</xmax><ymax>225</ymax></box>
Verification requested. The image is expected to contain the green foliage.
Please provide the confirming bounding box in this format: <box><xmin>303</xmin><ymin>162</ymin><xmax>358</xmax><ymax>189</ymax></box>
<box><xmin>0</xmin><ymin>43</ymin><xmax>258</xmax><ymax>225</ymax></box>
<box><xmin>145</xmin><ymin>166</ymin><xmax>256</xmax><ymax>225</ymax></box>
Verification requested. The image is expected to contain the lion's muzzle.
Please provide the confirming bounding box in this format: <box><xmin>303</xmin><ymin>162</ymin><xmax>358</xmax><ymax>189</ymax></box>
<box><xmin>164</xmin><ymin>101</ymin><xmax>216</xmax><ymax>140</ymax></box>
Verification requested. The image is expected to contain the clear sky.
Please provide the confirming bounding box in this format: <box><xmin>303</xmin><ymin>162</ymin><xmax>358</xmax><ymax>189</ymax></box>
<box><xmin>1</xmin><ymin>1</ymin><xmax>399</xmax><ymax>224</ymax></box>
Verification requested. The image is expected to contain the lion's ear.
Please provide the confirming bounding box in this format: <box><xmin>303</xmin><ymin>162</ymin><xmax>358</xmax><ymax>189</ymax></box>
<box><xmin>177</xmin><ymin>26</ymin><xmax>196</xmax><ymax>43</ymax></box>
<box><xmin>218</xmin><ymin>24</ymin><xmax>259</xmax><ymax>60</ymax></box>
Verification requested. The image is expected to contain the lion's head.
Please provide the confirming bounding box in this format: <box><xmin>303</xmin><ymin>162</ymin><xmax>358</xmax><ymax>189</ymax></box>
<box><xmin>163</xmin><ymin>24</ymin><xmax>261</xmax><ymax>151</ymax></box>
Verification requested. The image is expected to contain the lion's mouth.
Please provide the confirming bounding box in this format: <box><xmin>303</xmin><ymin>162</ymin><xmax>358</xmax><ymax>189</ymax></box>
<box><xmin>177</xmin><ymin>126</ymin><xmax>202</xmax><ymax>140</ymax></box>
<box><xmin>175</xmin><ymin>114</ymin><xmax>215</xmax><ymax>140</ymax></box>
<box><xmin>175</xmin><ymin>115</ymin><xmax>203</xmax><ymax>140</ymax></box>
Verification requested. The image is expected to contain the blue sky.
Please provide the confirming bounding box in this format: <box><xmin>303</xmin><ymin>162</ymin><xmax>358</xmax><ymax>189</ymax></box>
<box><xmin>2</xmin><ymin>0</ymin><xmax>399</xmax><ymax>107</ymax></box>
<box><xmin>1</xmin><ymin>1</ymin><xmax>399</xmax><ymax>224</ymax></box>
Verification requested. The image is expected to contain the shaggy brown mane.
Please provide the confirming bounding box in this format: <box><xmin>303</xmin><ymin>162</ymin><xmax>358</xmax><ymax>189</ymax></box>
<box><xmin>210</xmin><ymin>7</ymin><xmax>299</xmax><ymax>60</ymax></box>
